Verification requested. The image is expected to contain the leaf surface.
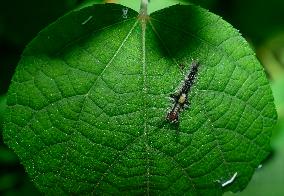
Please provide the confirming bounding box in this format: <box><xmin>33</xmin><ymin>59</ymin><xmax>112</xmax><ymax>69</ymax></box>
<box><xmin>225</xmin><ymin>78</ymin><xmax>284</xmax><ymax>196</ymax></box>
<box><xmin>3</xmin><ymin>3</ymin><xmax>277</xmax><ymax>195</ymax></box>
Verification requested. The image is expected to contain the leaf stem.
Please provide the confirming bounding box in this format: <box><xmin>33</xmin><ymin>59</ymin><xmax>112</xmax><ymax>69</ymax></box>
<box><xmin>140</xmin><ymin>0</ymin><xmax>148</xmax><ymax>16</ymax></box>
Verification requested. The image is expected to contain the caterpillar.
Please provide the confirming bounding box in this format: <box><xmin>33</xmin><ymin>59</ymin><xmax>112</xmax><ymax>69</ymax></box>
<box><xmin>167</xmin><ymin>61</ymin><xmax>199</xmax><ymax>123</ymax></box>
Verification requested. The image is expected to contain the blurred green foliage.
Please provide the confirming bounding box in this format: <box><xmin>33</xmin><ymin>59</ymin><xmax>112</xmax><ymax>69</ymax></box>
<box><xmin>0</xmin><ymin>0</ymin><xmax>283</xmax><ymax>195</ymax></box>
<box><xmin>215</xmin><ymin>0</ymin><xmax>284</xmax><ymax>46</ymax></box>
<box><xmin>0</xmin><ymin>0</ymin><xmax>78</xmax><ymax>46</ymax></box>
<box><xmin>0</xmin><ymin>95</ymin><xmax>6</xmax><ymax>127</ymax></box>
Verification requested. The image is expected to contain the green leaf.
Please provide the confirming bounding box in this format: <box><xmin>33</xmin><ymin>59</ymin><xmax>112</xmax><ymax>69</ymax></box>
<box><xmin>118</xmin><ymin>0</ymin><xmax>188</xmax><ymax>13</ymax></box>
<box><xmin>224</xmin><ymin>124</ymin><xmax>284</xmax><ymax>196</ymax></box>
<box><xmin>3</xmin><ymin>3</ymin><xmax>277</xmax><ymax>195</ymax></box>
<box><xmin>224</xmin><ymin>78</ymin><xmax>284</xmax><ymax>196</ymax></box>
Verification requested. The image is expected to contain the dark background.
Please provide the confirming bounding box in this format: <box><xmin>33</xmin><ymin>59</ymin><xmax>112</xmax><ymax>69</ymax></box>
<box><xmin>1</xmin><ymin>0</ymin><xmax>284</xmax><ymax>195</ymax></box>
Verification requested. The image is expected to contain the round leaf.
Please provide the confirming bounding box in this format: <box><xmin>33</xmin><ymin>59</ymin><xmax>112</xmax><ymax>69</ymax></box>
<box><xmin>3</xmin><ymin>3</ymin><xmax>277</xmax><ymax>195</ymax></box>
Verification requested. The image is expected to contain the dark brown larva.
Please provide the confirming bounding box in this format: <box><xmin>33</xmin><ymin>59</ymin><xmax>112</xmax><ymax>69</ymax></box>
<box><xmin>167</xmin><ymin>61</ymin><xmax>199</xmax><ymax>123</ymax></box>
